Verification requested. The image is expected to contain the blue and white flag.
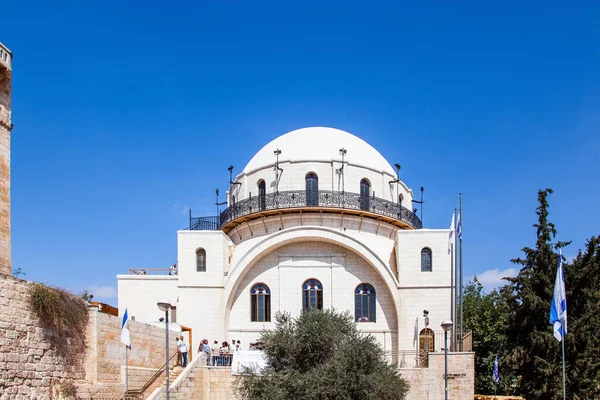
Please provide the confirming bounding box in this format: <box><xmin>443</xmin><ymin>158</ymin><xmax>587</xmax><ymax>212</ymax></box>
<box><xmin>456</xmin><ymin>213</ymin><xmax>462</xmax><ymax>240</ymax></box>
<box><xmin>549</xmin><ymin>250</ymin><xmax>567</xmax><ymax>342</ymax></box>
<box><xmin>448</xmin><ymin>213</ymin><xmax>456</xmax><ymax>254</ymax></box>
<box><xmin>493</xmin><ymin>355</ymin><xmax>499</xmax><ymax>383</ymax></box>
<box><xmin>121</xmin><ymin>309</ymin><xmax>131</xmax><ymax>349</ymax></box>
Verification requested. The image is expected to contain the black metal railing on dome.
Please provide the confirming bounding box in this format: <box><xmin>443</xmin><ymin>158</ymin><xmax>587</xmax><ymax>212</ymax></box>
<box><xmin>189</xmin><ymin>190</ymin><xmax>422</xmax><ymax>231</ymax></box>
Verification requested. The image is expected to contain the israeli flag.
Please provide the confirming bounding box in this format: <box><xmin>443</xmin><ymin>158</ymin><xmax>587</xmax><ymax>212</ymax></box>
<box><xmin>448</xmin><ymin>213</ymin><xmax>456</xmax><ymax>254</ymax></box>
<box><xmin>456</xmin><ymin>213</ymin><xmax>462</xmax><ymax>240</ymax></box>
<box><xmin>121</xmin><ymin>309</ymin><xmax>131</xmax><ymax>349</ymax></box>
<box><xmin>549</xmin><ymin>250</ymin><xmax>567</xmax><ymax>342</ymax></box>
<box><xmin>493</xmin><ymin>355</ymin><xmax>499</xmax><ymax>383</ymax></box>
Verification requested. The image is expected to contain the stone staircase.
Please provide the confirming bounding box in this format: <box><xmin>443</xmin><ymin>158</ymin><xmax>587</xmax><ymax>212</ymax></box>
<box><xmin>146</xmin><ymin>354</ymin><xmax>236</xmax><ymax>400</ymax></box>
<box><xmin>139</xmin><ymin>367</ymin><xmax>183</xmax><ymax>398</ymax></box>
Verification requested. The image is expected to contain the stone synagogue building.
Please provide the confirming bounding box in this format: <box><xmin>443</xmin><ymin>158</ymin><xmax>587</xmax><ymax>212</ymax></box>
<box><xmin>118</xmin><ymin>127</ymin><xmax>462</xmax><ymax>368</ymax></box>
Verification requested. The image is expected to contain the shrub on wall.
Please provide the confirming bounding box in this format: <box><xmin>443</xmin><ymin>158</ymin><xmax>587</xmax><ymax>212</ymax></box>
<box><xmin>28</xmin><ymin>283</ymin><xmax>89</xmax><ymax>360</ymax></box>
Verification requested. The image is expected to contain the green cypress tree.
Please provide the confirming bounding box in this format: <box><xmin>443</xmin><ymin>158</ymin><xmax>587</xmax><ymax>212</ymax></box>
<box><xmin>503</xmin><ymin>189</ymin><xmax>569</xmax><ymax>399</ymax></box>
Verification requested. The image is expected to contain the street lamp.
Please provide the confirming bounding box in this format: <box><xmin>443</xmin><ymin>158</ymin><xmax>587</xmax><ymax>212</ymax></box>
<box><xmin>441</xmin><ymin>319</ymin><xmax>453</xmax><ymax>400</ymax></box>
<box><xmin>157</xmin><ymin>299</ymin><xmax>171</xmax><ymax>400</ymax></box>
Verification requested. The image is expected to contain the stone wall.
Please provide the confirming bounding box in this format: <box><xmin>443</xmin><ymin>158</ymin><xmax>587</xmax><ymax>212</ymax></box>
<box><xmin>0</xmin><ymin>47</ymin><xmax>12</xmax><ymax>277</ymax></box>
<box><xmin>85</xmin><ymin>307</ymin><xmax>180</xmax><ymax>386</ymax></box>
<box><xmin>400</xmin><ymin>352</ymin><xmax>475</xmax><ymax>400</ymax></box>
<box><xmin>0</xmin><ymin>276</ymin><xmax>87</xmax><ymax>399</ymax></box>
<box><xmin>0</xmin><ymin>276</ymin><xmax>181</xmax><ymax>399</ymax></box>
<box><xmin>156</xmin><ymin>352</ymin><xmax>473</xmax><ymax>400</ymax></box>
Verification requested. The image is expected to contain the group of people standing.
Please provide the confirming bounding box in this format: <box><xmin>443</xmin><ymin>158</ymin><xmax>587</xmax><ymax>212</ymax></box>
<box><xmin>175</xmin><ymin>336</ymin><xmax>264</xmax><ymax>368</ymax></box>
<box><xmin>198</xmin><ymin>339</ymin><xmax>243</xmax><ymax>366</ymax></box>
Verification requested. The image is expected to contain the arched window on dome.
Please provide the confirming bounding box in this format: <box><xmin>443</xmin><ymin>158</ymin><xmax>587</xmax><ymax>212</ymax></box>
<box><xmin>305</xmin><ymin>173</ymin><xmax>319</xmax><ymax>206</ymax></box>
<box><xmin>398</xmin><ymin>194</ymin><xmax>404</xmax><ymax>208</ymax></box>
<box><xmin>360</xmin><ymin>179</ymin><xmax>371</xmax><ymax>211</ymax></box>
<box><xmin>302</xmin><ymin>279</ymin><xmax>323</xmax><ymax>311</ymax></box>
<box><xmin>421</xmin><ymin>247</ymin><xmax>432</xmax><ymax>272</ymax></box>
<box><xmin>250</xmin><ymin>283</ymin><xmax>271</xmax><ymax>322</ymax></box>
<box><xmin>419</xmin><ymin>328</ymin><xmax>435</xmax><ymax>367</ymax></box>
<box><xmin>258</xmin><ymin>180</ymin><xmax>266</xmax><ymax>211</ymax></box>
<box><xmin>355</xmin><ymin>283</ymin><xmax>376</xmax><ymax>322</ymax></box>
<box><xmin>196</xmin><ymin>248</ymin><xmax>206</xmax><ymax>272</ymax></box>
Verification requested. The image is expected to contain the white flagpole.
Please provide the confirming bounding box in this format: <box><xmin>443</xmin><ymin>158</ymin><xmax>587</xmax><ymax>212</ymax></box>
<box><xmin>453</xmin><ymin>208</ymin><xmax>458</xmax><ymax>350</ymax></box>
<box><xmin>125</xmin><ymin>346</ymin><xmax>129</xmax><ymax>393</ymax></box>
<box><xmin>562</xmin><ymin>338</ymin><xmax>566</xmax><ymax>400</ymax></box>
<box><xmin>459</xmin><ymin>193</ymin><xmax>463</xmax><ymax>351</ymax></box>
<box><xmin>450</xmin><ymin>242</ymin><xmax>454</xmax><ymax>351</ymax></box>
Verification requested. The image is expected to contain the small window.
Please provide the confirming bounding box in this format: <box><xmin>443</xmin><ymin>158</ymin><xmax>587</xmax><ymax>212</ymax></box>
<box><xmin>306</xmin><ymin>173</ymin><xmax>319</xmax><ymax>206</ymax></box>
<box><xmin>421</xmin><ymin>248</ymin><xmax>432</xmax><ymax>272</ymax></box>
<box><xmin>302</xmin><ymin>279</ymin><xmax>323</xmax><ymax>311</ymax></box>
<box><xmin>360</xmin><ymin>179</ymin><xmax>371</xmax><ymax>211</ymax></box>
<box><xmin>170</xmin><ymin>306</ymin><xmax>177</xmax><ymax>323</ymax></box>
<box><xmin>251</xmin><ymin>283</ymin><xmax>271</xmax><ymax>322</ymax></box>
<box><xmin>258</xmin><ymin>180</ymin><xmax>266</xmax><ymax>211</ymax></box>
<box><xmin>355</xmin><ymin>284</ymin><xmax>376</xmax><ymax>322</ymax></box>
<box><xmin>399</xmin><ymin>194</ymin><xmax>404</xmax><ymax>208</ymax></box>
<box><xmin>196</xmin><ymin>248</ymin><xmax>206</xmax><ymax>272</ymax></box>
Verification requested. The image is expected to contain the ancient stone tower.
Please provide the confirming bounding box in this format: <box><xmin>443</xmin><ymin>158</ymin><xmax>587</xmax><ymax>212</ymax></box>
<box><xmin>0</xmin><ymin>42</ymin><xmax>12</xmax><ymax>276</ymax></box>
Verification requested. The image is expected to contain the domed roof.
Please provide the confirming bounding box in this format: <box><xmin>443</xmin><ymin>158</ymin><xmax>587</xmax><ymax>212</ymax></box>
<box><xmin>242</xmin><ymin>127</ymin><xmax>396</xmax><ymax>176</ymax></box>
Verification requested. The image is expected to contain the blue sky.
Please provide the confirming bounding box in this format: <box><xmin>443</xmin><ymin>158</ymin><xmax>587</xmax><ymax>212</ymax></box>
<box><xmin>3</xmin><ymin>1</ymin><xmax>599</xmax><ymax>302</ymax></box>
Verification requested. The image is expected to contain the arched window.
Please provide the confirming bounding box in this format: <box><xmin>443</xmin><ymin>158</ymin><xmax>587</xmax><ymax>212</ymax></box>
<box><xmin>421</xmin><ymin>248</ymin><xmax>432</xmax><ymax>272</ymax></box>
<box><xmin>250</xmin><ymin>283</ymin><xmax>271</xmax><ymax>322</ymax></box>
<box><xmin>305</xmin><ymin>173</ymin><xmax>319</xmax><ymax>206</ymax></box>
<box><xmin>302</xmin><ymin>279</ymin><xmax>323</xmax><ymax>311</ymax></box>
<box><xmin>196</xmin><ymin>248</ymin><xmax>206</xmax><ymax>272</ymax></box>
<box><xmin>419</xmin><ymin>328</ymin><xmax>435</xmax><ymax>367</ymax></box>
<box><xmin>232</xmin><ymin>195</ymin><xmax>236</xmax><ymax>205</ymax></box>
<box><xmin>258</xmin><ymin>180</ymin><xmax>266</xmax><ymax>211</ymax></box>
<box><xmin>360</xmin><ymin>179</ymin><xmax>371</xmax><ymax>211</ymax></box>
<box><xmin>355</xmin><ymin>284</ymin><xmax>376</xmax><ymax>322</ymax></box>
<box><xmin>398</xmin><ymin>194</ymin><xmax>403</xmax><ymax>208</ymax></box>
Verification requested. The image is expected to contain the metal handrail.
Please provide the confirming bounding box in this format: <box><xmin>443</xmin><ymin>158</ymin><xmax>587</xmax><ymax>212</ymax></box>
<box><xmin>221</xmin><ymin>190</ymin><xmax>422</xmax><ymax>229</ymax></box>
<box><xmin>190</xmin><ymin>190</ymin><xmax>422</xmax><ymax>230</ymax></box>
<box><xmin>124</xmin><ymin>352</ymin><xmax>178</xmax><ymax>398</ymax></box>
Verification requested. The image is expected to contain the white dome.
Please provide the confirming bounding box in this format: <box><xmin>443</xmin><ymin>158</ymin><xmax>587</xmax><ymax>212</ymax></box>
<box><xmin>242</xmin><ymin>127</ymin><xmax>396</xmax><ymax>176</ymax></box>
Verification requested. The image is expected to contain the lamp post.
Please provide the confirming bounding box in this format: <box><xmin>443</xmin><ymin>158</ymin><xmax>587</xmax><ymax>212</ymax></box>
<box><xmin>157</xmin><ymin>299</ymin><xmax>171</xmax><ymax>400</ymax></box>
<box><xmin>441</xmin><ymin>319</ymin><xmax>453</xmax><ymax>400</ymax></box>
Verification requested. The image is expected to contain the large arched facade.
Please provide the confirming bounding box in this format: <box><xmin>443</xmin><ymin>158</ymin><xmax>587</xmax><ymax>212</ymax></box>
<box><xmin>224</xmin><ymin>230</ymin><xmax>399</xmax><ymax>355</ymax></box>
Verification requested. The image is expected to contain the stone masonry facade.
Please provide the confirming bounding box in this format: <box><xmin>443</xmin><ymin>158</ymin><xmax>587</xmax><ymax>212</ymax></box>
<box><xmin>0</xmin><ymin>276</ymin><xmax>87</xmax><ymax>400</ymax></box>
<box><xmin>0</xmin><ymin>42</ymin><xmax>12</xmax><ymax>277</ymax></box>
<box><xmin>0</xmin><ymin>275</ymin><xmax>181</xmax><ymax>399</ymax></box>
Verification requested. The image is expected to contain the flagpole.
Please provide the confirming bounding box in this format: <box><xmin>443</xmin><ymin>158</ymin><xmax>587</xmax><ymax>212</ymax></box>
<box><xmin>562</xmin><ymin>338</ymin><xmax>566</xmax><ymax>400</ymax></box>
<box><xmin>125</xmin><ymin>346</ymin><xmax>129</xmax><ymax>393</ymax></box>
<box><xmin>453</xmin><ymin>208</ymin><xmax>458</xmax><ymax>351</ymax></box>
<box><xmin>459</xmin><ymin>193</ymin><xmax>463</xmax><ymax>352</ymax></box>
<box><xmin>450</xmin><ymin>229</ymin><xmax>454</xmax><ymax>351</ymax></box>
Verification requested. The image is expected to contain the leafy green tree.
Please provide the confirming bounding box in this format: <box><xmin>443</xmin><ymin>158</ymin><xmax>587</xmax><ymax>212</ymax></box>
<box><xmin>562</xmin><ymin>236</ymin><xmax>600</xmax><ymax>398</ymax></box>
<box><xmin>235</xmin><ymin>309</ymin><xmax>409</xmax><ymax>400</ymax></box>
<box><xmin>462</xmin><ymin>277</ymin><xmax>517</xmax><ymax>395</ymax></box>
<box><xmin>502</xmin><ymin>189</ymin><xmax>570</xmax><ymax>399</ymax></box>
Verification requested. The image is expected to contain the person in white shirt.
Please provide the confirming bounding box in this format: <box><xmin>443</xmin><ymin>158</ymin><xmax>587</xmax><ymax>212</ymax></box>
<box><xmin>177</xmin><ymin>335</ymin><xmax>188</xmax><ymax>367</ymax></box>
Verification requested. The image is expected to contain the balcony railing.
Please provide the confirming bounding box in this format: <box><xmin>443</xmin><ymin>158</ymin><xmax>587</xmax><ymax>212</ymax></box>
<box><xmin>221</xmin><ymin>190</ymin><xmax>422</xmax><ymax>229</ymax></box>
<box><xmin>190</xmin><ymin>215</ymin><xmax>220</xmax><ymax>231</ymax></box>
<box><xmin>190</xmin><ymin>189</ymin><xmax>422</xmax><ymax>231</ymax></box>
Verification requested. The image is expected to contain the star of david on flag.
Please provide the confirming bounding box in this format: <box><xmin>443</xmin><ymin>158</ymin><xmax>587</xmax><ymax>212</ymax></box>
<box><xmin>549</xmin><ymin>250</ymin><xmax>567</xmax><ymax>342</ymax></box>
